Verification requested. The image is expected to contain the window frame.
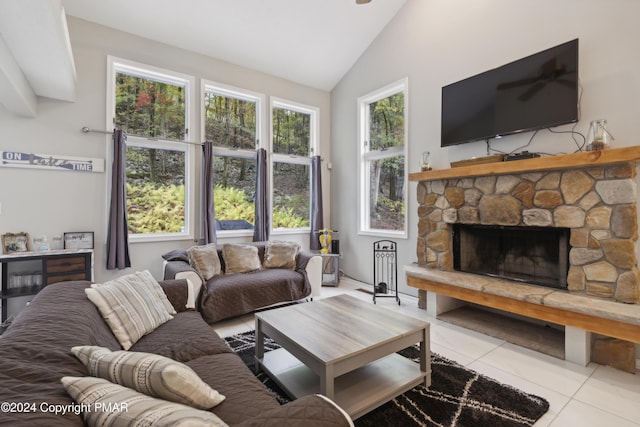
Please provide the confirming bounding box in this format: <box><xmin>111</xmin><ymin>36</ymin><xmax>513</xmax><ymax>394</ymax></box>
<box><xmin>107</xmin><ymin>56</ymin><xmax>196</xmax><ymax>243</ymax></box>
<box><xmin>202</xmin><ymin>80</ymin><xmax>266</xmax><ymax>237</ymax></box>
<box><xmin>270</xmin><ymin>98</ymin><xmax>319</xmax><ymax>235</ymax></box>
<box><xmin>357</xmin><ymin>78</ymin><xmax>409</xmax><ymax>239</ymax></box>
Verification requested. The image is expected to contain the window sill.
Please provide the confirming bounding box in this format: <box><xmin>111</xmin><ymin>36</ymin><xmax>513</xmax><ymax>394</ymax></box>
<box><xmin>358</xmin><ymin>229</ymin><xmax>408</xmax><ymax>240</ymax></box>
<box><xmin>128</xmin><ymin>233</ymin><xmax>195</xmax><ymax>244</ymax></box>
<box><xmin>271</xmin><ymin>228</ymin><xmax>311</xmax><ymax>236</ymax></box>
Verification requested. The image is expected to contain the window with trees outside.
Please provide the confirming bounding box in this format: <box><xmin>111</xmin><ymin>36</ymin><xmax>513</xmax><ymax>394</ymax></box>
<box><xmin>110</xmin><ymin>58</ymin><xmax>194</xmax><ymax>241</ymax></box>
<box><xmin>358</xmin><ymin>78</ymin><xmax>408</xmax><ymax>237</ymax></box>
<box><xmin>203</xmin><ymin>82</ymin><xmax>263</xmax><ymax>234</ymax></box>
<box><xmin>271</xmin><ymin>99</ymin><xmax>318</xmax><ymax>231</ymax></box>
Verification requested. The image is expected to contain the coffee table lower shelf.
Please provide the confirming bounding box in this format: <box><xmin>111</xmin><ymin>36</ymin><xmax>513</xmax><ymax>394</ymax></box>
<box><xmin>256</xmin><ymin>348</ymin><xmax>430</xmax><ymax>420</ymax></box>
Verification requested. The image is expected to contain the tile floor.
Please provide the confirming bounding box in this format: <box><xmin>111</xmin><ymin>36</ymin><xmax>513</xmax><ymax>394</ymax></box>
<box><xmin>212</xmin><ymin>278</ymin><xmax>640</xmax><ymax>427</ymax></box>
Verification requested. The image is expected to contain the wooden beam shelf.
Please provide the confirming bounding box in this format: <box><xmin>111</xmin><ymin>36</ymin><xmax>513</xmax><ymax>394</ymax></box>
<box><xmin>406</xmin><ymin>275</ymin><xmax>640</xmax><ymax>344</ymax></box>
<box><xmin>409</xmin><ymin>146</ymin><xmax>640</xmax><ymax>182</ymax></box>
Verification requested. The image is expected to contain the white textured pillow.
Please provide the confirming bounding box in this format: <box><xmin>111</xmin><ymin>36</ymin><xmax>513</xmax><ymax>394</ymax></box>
<box><xmin>187</xmin><ymin>243</ymin><xmax>222</xmax><ymax>281</ymax></box>
<box><xmin>222</xmin><ymin>243</ymin><xmax>262</xmax><ymax>274</ymax></box>
<box><xmin>85</xmin><ymin>271</ymin><xmax>175</xmax><ymax>350</ymax></box>
<box><xmin>71</xmin><ymin>346</ymin><xmax>225</xmax><ymax>409</ymax></box>
<box><xmin>61</xmin><ymin>376</ymin><xmax>228</xmax><ymax>427</ymax></box>
<box><xmin>263</xmin><ymin>241</ymin><xmax>300</xmax><ymax>270</ymax></box>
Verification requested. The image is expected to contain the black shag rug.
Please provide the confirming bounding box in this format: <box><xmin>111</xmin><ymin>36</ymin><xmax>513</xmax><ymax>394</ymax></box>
<box><xmin>225</xmin><ymin>331</ymin><xmax>549</xmax><ymax>427</ymax></box>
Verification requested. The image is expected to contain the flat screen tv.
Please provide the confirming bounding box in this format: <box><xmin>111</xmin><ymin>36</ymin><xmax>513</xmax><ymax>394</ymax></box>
<box><xmin>441</xmin><ymin>39</ymin><xmax>579</xmax><ymax>147</ymax></box>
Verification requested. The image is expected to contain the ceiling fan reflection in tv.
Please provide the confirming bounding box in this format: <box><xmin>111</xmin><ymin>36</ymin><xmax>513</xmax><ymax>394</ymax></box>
<box><xmin>441</xmin><ymin>39</ymin><xmax>579</xmax><ymax>147</ymax></box>
<box><xmin>497</xmin><ymin>57</ymin><xmax>576</xmax><ymax>102</ymax></box>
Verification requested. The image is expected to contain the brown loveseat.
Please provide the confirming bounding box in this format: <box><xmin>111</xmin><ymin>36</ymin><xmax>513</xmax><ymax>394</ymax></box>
<box><xmin>0</xmin><ymin>280</ymin><xmax>351</xmax><ymax>426</ymax></box>
<box><xmin>163</xmin><ymin>241</ymin><xmax>322</xmax><ymax>323</ymax></box>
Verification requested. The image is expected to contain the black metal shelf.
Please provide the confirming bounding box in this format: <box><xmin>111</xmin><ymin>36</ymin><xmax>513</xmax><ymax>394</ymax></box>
<box><xmin>1</xmin><ymin>250</ymin><xmax>93</xmax><ymax>322</ymax></box>
<box><xmin>0</xmin><ymin>285</ymin><xmax>45</xmax><ymax>299</ymax></box>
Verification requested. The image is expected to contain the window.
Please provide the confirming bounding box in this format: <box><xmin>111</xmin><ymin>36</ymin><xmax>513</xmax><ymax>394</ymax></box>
<box><xmin>271</xmin><ymin>99</ymin><xmax>318</xmax><ymax>231</ymax></box>
<box><xmin>203</xmin><ymin>82</ymin><xmax>263</xmax><ymax>234</ymax></box>
<box><xmin>358</xmin><ymin>79</ymin><xmax>408</xmax><ymax>237</ymax></box>
<box><xmin>108</xmin><ymin>57</ymin><xmax>194</xmax><ymax>241</ymax></box>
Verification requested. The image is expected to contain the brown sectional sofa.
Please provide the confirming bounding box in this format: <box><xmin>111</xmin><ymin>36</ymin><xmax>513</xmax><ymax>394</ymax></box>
<box><xmin>163</xmin><ymin>241</ymin><xmax>322</xmax><ymax>323</ymax></box>
<box><xmin>0</xmin><ymin>279</ymin><xmax>352</xmax><ymax>426</ymax></box>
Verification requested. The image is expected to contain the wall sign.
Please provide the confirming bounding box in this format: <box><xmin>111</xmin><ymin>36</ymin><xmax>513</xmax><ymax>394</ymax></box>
<box><xmin>0</xmin><ymin>151</ymin><xmax>105</xmax><ymax>173</ymax></box>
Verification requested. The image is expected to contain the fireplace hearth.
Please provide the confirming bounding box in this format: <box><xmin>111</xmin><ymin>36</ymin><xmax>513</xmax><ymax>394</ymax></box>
<box><xmin>453</xmin><ymin>224</ymin><xmax>570</xmax><ymax>289</ymax></box>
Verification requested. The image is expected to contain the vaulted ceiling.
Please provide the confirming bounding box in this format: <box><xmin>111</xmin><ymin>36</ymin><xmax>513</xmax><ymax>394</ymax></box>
<box><xmin>0</xmin><ymin>0</ymin><xmax>406</xmax><ymax>117</ymax></box>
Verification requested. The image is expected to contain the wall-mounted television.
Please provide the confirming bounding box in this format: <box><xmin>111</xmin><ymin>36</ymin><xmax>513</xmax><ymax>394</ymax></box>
<box><xmin>441</xmin><ymin>39</ymin><xmax>579</xmax><ymax>147</ymax></box>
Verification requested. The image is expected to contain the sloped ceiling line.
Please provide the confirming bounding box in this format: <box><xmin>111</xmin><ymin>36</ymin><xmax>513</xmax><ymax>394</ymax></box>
<box><xmin>0</xmin><ymin>0</ymin><xmax>76</xmax><ymax>116</ymax></box>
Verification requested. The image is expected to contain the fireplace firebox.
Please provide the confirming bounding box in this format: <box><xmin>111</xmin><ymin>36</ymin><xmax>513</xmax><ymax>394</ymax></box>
<box><xmin>453</xmin><ymin>224</ymin><xmax>570</xmax><ymax>289</ymax></box>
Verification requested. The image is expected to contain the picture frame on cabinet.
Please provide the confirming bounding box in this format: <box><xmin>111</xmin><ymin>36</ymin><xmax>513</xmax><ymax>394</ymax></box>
<box><xmin>1</xmin><ymin>232</ymin><xmax>31</xmax><ymax>254</ymax></box>
<box><xmin>64</xmin><ymin>232</ymin><xmax>94</xmax><ymax>250</ymax></box>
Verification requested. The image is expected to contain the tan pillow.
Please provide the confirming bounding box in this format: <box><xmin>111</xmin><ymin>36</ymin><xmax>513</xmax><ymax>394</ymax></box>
<box><xmin>222</xmin><ymin>243</ymin><xmax>262</xmax><ymax>274</ymax></box>
<box><xmin>263</xmin><ymin>241</ymin><xmax>300</xmax><ymax>270</ymax></box>
<box><xmin>187</xmin><ymin>243</ymin><xmax>222</xmax><ymax>281</ymax></box>
<box><xmin>71</xmin><ymin>346</ymin><xmax>225</xmax><ymax>409</ymax></box>
<box><xmin>85</xmin><ymin>271</ymin><xmax>174</xmax><ymax>350</ymax></box>
<box><xmin>61</xmin><ymin>376</ymin><xmax>228</xmax><ymax>427</ymax></box>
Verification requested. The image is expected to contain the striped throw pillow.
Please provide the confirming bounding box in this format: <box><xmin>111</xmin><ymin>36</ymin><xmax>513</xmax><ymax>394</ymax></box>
<box><xmin>72</xmin><ymin>346</ymin><xmax>225</xmax><ymax>409</ymax></box>
<box><xmin>61</xmin><ymin>376</ymin><xmax>228</xmax><ymax>427</ymax></box>
<box><xmin>85</xmin><ymin>271</ymin><xmax>175</xmax><ymax>350</ymax></box>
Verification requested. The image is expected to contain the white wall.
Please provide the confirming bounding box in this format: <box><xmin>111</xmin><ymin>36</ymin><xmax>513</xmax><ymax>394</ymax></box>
<box><xmin>0</xmin><ymin>17</ymin><xmax>331</xmax><ymax>285</ymax></box>
<box><xmin>331</xmin><ymin>0</ymin><xmax>640</xmax><ymax>295</ymax></box>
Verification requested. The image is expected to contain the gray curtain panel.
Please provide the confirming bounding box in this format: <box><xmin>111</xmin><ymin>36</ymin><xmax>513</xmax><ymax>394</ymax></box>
<box><xmin>309</xmin><ymin>155</ymin><xmax>323</xmax><ymax>250</ymax></box>
<box><xmin>252</xmin><ymin>148</ymin><xmax>269</xmax><ymax>242</ymax></box>
<box><xmin>106</xmin><ymin>129</ymin><xmax>131</xmax><ymax>270</ymax></box>
<box><xmin>202</xmin><ymin>141</ymin><xmax>217</xmax><ymax>244</ymax></box>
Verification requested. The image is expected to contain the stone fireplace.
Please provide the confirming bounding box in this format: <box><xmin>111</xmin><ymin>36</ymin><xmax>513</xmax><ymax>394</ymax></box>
<box><xmin>416</xmin><ymin>164</ymin><xmax>640</xmax><ymax>304</ymax></box>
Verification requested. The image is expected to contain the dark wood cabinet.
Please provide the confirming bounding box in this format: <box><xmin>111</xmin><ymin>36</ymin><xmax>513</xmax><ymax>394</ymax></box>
<box><xmin>1</xmin><ymin>250</ymin><xmax>93</xmax><ymax>322</ymax></box>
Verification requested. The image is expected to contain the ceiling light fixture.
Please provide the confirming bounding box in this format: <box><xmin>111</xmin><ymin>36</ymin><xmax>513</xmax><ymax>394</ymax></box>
<box><xmin>356</xmin><ymin>0</ymin><xmax>372</xmax><ymax>4</ymax></box>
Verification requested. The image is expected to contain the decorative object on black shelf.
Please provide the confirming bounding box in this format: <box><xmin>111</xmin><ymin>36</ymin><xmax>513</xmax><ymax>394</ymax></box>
<box><xmin>51</xmin><ymin>235</ymin><xmax>63</xmax><ymax>250</ymax></box>
<box><xmin>32</xmin><ymin>235</ymin><xmax>50</xmax><ymax>251</ymax></box>
<box><xmin>1</xmin><ymin>232</ymin><xmax>30</xmax><ymax>254</ymax></box>
<box><xmin>503</xmin><ymin>151</ymin><xmax>541</xmax><ymax>161</ymax></box>
<box><xmin>373</xmin><ymin>240</ymin><xmax>400</xmax><ymax>305</ymax></box>
<box><xmin>64</xmin><ymin>232</ymin><xmax>94</xmax><ymax>249</ymax></box>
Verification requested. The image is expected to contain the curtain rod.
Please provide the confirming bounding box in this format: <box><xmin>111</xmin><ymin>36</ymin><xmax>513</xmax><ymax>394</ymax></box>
<box><xmin>81</xmin><ymin>127</ymin><xmax>204</xmax><ymax>146</ymax></box>
<box><xmin>80</xmin><ymin>127</ymin><xmax>323</xmax><ymax>159</ymax></box>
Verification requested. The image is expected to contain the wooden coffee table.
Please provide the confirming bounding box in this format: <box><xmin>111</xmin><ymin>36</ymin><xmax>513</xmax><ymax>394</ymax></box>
<box><xmin>255</xmin><ymin>294</ymin><xmax>431</xmax><ymax>419</ymax></box>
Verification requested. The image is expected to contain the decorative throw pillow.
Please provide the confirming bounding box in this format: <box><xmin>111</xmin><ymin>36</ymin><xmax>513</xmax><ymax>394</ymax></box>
<box><xmin>161</xmin><ymin>248</ymin><xmax>190</xmax><ymax>263</ymax></box>
<box><xmin>85</xmin><ymin>271</ymin><xmax>175</xmax><ymax>350</ymax></box>
<box><xmin>188</xmin><ymin>243</ymin><xmax>222</xmax><ymax>281</ymax></box>
<box><xmin>61</xmin><ymin>376</ymin><xmax>229</xmax><ymax>427</ymax></box>
<box><xmin>71</xmin><ymin>346</ymin><xmax>225</xmax><ymax>409</ymax></box>
<box><xmin>263</xmin><ymin>241</ymin><xmax>300</xmax><ymax>270</ymax></box>
<box><xmin>222</xmin><ymin>243</ymin><xmax>262</xmax><ymax>274</ymax></box>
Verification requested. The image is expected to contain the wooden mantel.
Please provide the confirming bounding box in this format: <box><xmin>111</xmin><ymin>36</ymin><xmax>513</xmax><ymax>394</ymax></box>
<box><xmin>409</xmin><ymin>146</ymin><xmax>640</xmax><ymax>182</ymax></box>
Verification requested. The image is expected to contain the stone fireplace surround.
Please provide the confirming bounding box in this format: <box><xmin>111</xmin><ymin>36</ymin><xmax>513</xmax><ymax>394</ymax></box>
<box><xmin>416</xmin><ymin>163</ymin><xmax>639</xmax><ymax>303</ymax></box>
<box><xmin>406</xmin><ymin>147</ymin><xmax>640</xmax><ymax>368</ymax></box>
